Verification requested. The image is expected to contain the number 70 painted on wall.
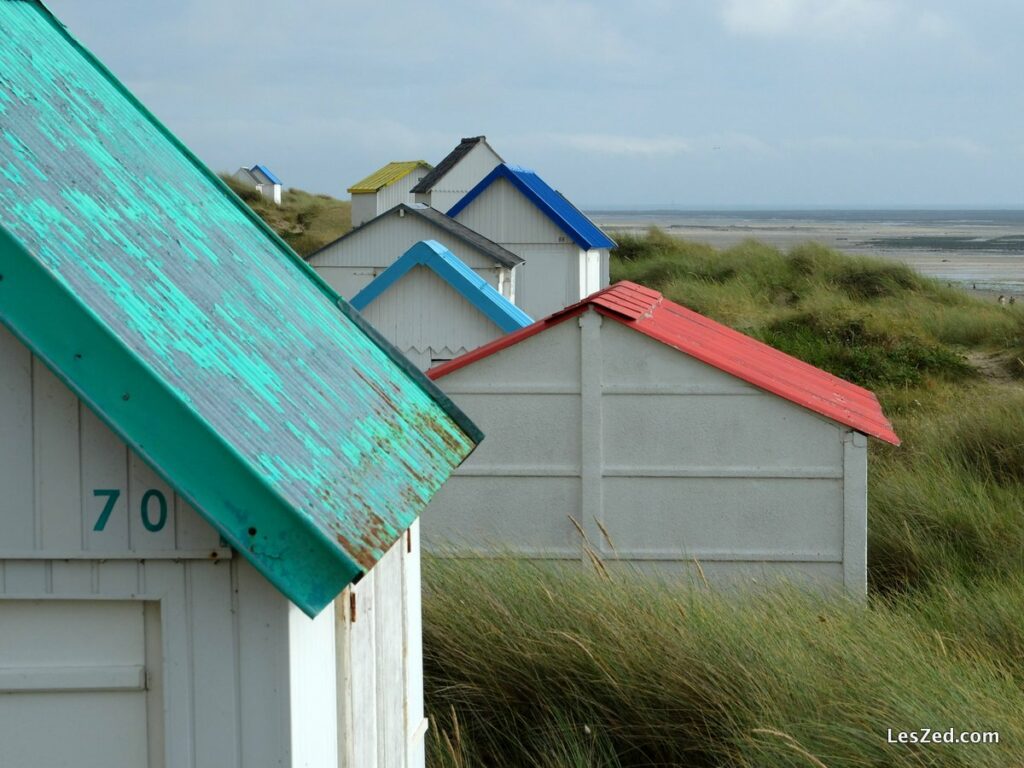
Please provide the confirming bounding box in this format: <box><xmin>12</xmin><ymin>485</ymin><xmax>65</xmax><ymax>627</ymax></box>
<box><xmin>93</xmin><ymin>488</ymin><xmax>168</xmax><ymax>532</ymax></box>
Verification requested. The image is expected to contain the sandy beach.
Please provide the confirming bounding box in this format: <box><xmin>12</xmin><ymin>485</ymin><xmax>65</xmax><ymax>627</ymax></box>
<box><xmin>590</xmin><ymin>210</ymin><xmax>1024</xmax><ymax>300</ymax></box>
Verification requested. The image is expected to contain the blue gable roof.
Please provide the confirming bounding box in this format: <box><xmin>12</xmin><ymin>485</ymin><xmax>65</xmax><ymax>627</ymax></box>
<box><xmin>350</xmin><ymin>240</ymin><xmax>534</xmax><ymax>333</ymax></box>
<box><xmin>251</xmin><ymin>164</ymin><xmax>282</xmax><ymax>185</ymax></box>
<box><xmin>447</xmin><ymin>164</ymin><xmax>616</xmax><ymax>251</ymax></box>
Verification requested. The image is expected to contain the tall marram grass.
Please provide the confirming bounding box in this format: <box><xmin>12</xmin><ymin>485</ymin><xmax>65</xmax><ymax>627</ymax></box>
<box><xmin>422</xmin><ymin>230</ymin><xmax>1024</xmax><ymax>767</ymax></box>
<box><xmin>424</xmin><ymin>558</ymin><xmax>1024</xmax><ymax>767</ymax></box>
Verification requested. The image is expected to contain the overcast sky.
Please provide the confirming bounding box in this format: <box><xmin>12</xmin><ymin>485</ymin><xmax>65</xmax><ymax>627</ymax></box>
<box><xmin>46</xmin><ymin>0</ymin><xmax>1024</xmax><ymax>209</ymax></box>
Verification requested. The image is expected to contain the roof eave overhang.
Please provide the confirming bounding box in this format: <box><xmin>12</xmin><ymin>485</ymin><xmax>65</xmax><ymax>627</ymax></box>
<box><xmin>0</xmin><ymin>225</ymin><xmax>363</xmax><ymax>617</ymax></box>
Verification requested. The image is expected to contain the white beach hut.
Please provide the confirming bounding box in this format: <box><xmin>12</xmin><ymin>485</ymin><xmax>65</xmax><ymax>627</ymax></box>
<box><xmin>348</xmin><ymin>240</ymin><xmax>533</xmax><ymax>371</ymax></box>
<box><xmin>308</xmin><ymin>202</ymin><xmax>524</xmax><ymax>302</ymax></box>
<box><xmin>233</xmin><ymin>163</ymin><xmax>283</xmax><ymax>205</ymax></box>
<box><xmin>448</xmin><ymin>163</ymin><xmax>617</xmax><ymax>319</ymax></box>
<box><xmin>348</xmin><ymin>161</ymin><xmax>433</xmax><ymax>227</ymax></box>
<box><xmin>0</xmin><ymin>6</ymin><xmax>481</xmax><ymax>767</ymax></box>
<box><xmin>411</xmin><ymin>135</ymin><xmax>503</xmax><ymax>213</ymax></box>
<box><xmin>425</xmin><ymin>282</ymin><xmax>900</xmax><ymax>595</ymax></box>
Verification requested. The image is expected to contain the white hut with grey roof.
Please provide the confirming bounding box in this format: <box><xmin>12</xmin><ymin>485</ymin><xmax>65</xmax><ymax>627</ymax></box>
<box><xmin>411</xmin><ymin>136</ymin><xmax>503</xmax><ymax>213</ymax></box>
<box><xmin>307</xmin><ymin>203</ymin><xmax>524</xmax><ymax>302</ymax></box>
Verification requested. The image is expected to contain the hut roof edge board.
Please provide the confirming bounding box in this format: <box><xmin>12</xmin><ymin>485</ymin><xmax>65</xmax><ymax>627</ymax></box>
<box><xmin>0</xmin><ymin>0</ymin><xmax>482</xmax><ymax>617</ymax></box>
<box><xmin>410</xmin><ymin>136</ymin><xmax>503</xmax><ymax>194</ymax></box>
<box><xmin>429</xmin><ymin>281</ymin><xmax>899</xmax><ymax>445</ymax></box>
<box><xmin>447</xmin><ymin>163</ymin><xmax>616</xmax><ymax>251</ymax></box>
<box><xmin>350</xmin><ymin>240</ymin><xmax>534</xmax><ymax>333</ymax></box>
<box><xmin>306</xmin><ymin>203</ymin><xmax>524</xmax><ymax>268</ymax></box>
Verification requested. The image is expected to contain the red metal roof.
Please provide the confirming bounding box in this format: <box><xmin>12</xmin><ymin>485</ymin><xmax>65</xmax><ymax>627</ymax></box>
<box><xmin>428</xmin><ymin>281</ymin><xmax>900</xmax><ymax>445</ymax></box>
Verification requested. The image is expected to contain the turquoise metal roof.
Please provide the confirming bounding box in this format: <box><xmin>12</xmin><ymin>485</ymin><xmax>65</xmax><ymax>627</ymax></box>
<box><xmin>0</xmin><ymin>1</ymin><xmax>481</xmax><ymax>617</ymax></box>
<box><xmin>350</xmin><ymin>240</ymin><xmax>534</xmax><ymax>332</ymax></box>
<box><xmin>447</xmin><ymin>164</ymin><xmax>617</xmax><ymax>251</ymax></box>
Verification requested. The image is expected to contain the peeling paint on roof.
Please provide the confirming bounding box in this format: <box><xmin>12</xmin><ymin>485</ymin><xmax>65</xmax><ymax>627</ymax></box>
<box><xmin>0</xmin><ymin>0</ymin><xmax>481</xmax><ymax>616</ymax></box>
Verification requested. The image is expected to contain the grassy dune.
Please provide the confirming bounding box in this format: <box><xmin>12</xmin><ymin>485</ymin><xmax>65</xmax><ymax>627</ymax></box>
<box><xmin>424</xmin><ymin>231</ymin><xmax>1024</xmax><ymax>767</ymax></box>
<box><xmin>219</xmin><ymin>174</ymin><xmax>350</xmax><ymax>257</ymax></box>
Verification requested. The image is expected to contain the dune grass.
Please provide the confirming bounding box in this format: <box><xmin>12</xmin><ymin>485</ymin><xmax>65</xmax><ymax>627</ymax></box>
<box><xmin>219</xmin><ymin>173</ymin><xmax>350</xmax><ymax>257</ymax></box>
<box><xmin>423</xmin><ymin>230</ymin><xmax>1024</xmax><ymax>767</ymax></box>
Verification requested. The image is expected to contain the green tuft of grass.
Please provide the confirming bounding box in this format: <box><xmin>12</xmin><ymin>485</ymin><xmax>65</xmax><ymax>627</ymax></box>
<box><xmin>424</xmin><ymin>557</ymin><xmax>1024</xmax><ymax>768</ymax></box>
<box><xmin>218</xmin><ymin>173</ymin><xmax>350</xmax><ymax>256</ymax></box>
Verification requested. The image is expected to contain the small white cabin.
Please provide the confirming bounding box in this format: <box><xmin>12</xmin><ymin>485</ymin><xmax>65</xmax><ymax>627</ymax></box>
<box><xmin>233</xmin><ymin>163</ymin><xmax>283</xmax><ymax>205</ymax></box>
<box><xmin>308</xmin><ymin>203</ymin><xmax>523</xmax><ymax>303</ymax></box>
<box><xmin>348</xmin><ymin>161</ymin><xmax>432</xmax><ymax>228</ymax></box>
<box><xmin>348</xmin><ymin>240</ymin><xmax>533</xmax><ymax>371</ymax></box>
<box><xmin>448</xmin><ymin>163</ymin><xmax>616</xmax><ymax>319</ymax></box>
<box><xmin>424</xmin><ymin>282</ymin><xmax>900</xmax><ymax>595</ymax></box>
<box><xmin>411</xmin><ymin>136</ymin><xmax>503</xmax><ymax>213</ymax></box>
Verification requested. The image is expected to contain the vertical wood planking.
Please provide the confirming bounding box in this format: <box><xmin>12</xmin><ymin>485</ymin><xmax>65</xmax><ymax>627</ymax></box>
<box><xmin>336</xmin><ymin>588</ymin><xmax>356</xmax><ymax>768</ymax></box>
<box><xmin>81</xmin><ymin>405</ymin><xmax>131</xmax><ymax>553</ymax></box>
<box><xmin>0</xmin><ymin>561</ymin><xmax>47</xmax><ymax>595</ymax></box>
<box><xmin>142</xmin><ymin>561</ymin><xmax>193</xmax><ymax>768</ymax></box>
<box><xmin>129</xmin><ymin>452</ymin><xmax>177</xmax><ymax>552</ymax></box>
<box><xmin>234</xmin><ymin>559</ymin><xmax>291</xmax><ymax>768</ymax></box>
<box><xmin>349</xmin><ymin>568</ymin><xmax>378</xmax><ymax>768</ymax></box>
<box><xmin>176</xmin><ymin>498</ymin><xmax>220</xmax><ymax>552</ymax></box>
<box><xmin>375</xmin><ymin>540</ymin><xmax>407</xmax><ymax>768</ymax></box>
<box><xmin>188</xmin><ymin>561</ymin><xmax>241</xmax><ymax>768</ymax></box>
<box><xmin>404</xmin><ymin>522</ymin><xmax>426</xmax><ymax>768</ymax></box>
<box><xmin>96</xmin><ymin>561</ymin><xmax>141</xmax><ymax>596</ymax></box>
<box><xmin>145</xmin><ymin>601</ymin><xmax>167</xmax><ymax>768</ymax></box>
<box><xmin>50</xmin><ymin>560</ymin><xmax>95</xmax><ymax>595</ymax></box>
<box><xmin>288</xmin><ymin>601</ymin><xmax>339</xmax><ymax>768</ymax></box>
<box><xmin>33</xmin><ymin>359</ymin><xmax>81</xmax><ymax>552</ymax></box>
<box><xmin>0</xmin><ymin>327</ymin><xmax>35</xmax><ymax>551</ymax></box>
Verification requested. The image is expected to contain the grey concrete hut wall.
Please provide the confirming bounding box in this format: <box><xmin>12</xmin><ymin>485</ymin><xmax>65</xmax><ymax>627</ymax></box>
<box><xmin>423</xmin><ymin>311</ymin><xmax>868</xmax><ymax>594</ymax></box>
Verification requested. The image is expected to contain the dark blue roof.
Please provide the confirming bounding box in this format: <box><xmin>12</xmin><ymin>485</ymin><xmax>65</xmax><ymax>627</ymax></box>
<box><xmin>350</xmin><ymin>240</ymin><xmax>534</xmax><ymax>333</ymax></box>
<box><xmin>447</xmin><ymin>164</ymin><xmax>616</xmax><ymax>251</ymax></box>
<box><xmin>251</xmin><ymin>164</ymin><xmax>282</xmax><ymax>185</ymax></box>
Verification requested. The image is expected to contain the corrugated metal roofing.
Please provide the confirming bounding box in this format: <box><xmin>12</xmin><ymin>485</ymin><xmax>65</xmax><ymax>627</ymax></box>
<box><xmin>251</xmin><ymin>164</ymin><xmax>281</xmax><ymax>186</ymax></box>
<box><xmin>305</xmin><ymin>203</ymin><xmax>524</xmax><ymax>268</ymax></box>
<box><xmin>351</xmin><ymin>240</ymin><xmax>533</xmax><ymax>333</ymax></box>
<box><xmin>447</xmin><ymin>164</ymin><xmax>617</xmax><ymax>251</ymax></box>
<box><xmin>0</xmin><ymin>1</ymin><xmax>481</xmax><ymax>616</ymax></box>
<box><xmin>348</xmin><ymin>160</ymin><xmax>432</xmax><ymax>194</ymax></box>
<box><xmin>410</xmin><ymin>136</ymin><xmax>500</xmax><ymax>194</ymax></box>
<box><xmin>430</xmin><ymin>282</ymin><xmax>900</xmax><ymax>445</ymax></box>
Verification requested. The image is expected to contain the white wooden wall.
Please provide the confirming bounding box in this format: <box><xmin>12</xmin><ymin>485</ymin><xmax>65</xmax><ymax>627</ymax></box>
<box><xmin>353</xmin><ymin>265</ymin><xmax>516</xmax><ymax>371</ymax></box>
<box><xmin>0</xmin><ymin>324</ymin><xmax>427</xmax><ymax>766</ymax></box>
<box><xmin>310</xmin><ymin>211</ymin><xmax>512</xmax><ymax>302</ymax></box>
<box><xmin>337</xmin><ymin>522</ymin><xmax>427</xmax><ymax>768</ymax></box>
<box><xmin>450</xmin><ymin>177</ymin><xmax>584</xmax><ymax>318</ymax></box>
<box><xmin>421</xmin><ymin>142</ymin><xmax>503</xmax><ymax>214</ymax></box>
<box><xmin>424</xmin><ymin>311</ymin><xmax>868</xmax><ymax>594</ymax></box>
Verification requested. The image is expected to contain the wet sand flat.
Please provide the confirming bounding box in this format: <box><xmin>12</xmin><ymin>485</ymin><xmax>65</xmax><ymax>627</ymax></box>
<box><xmin>591</xmin><ymin>211</ymin><xmax>1024</xmax><ymax>297</ymax></box>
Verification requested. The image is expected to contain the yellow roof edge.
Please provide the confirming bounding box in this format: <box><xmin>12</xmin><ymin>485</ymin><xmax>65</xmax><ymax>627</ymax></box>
<box><xmin>347</xmin><ymin>160</ymin><xmax>433</xmax><ymax>193</ymax></box>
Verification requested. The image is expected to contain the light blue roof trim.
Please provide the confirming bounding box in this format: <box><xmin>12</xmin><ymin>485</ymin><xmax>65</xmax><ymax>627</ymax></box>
<box><xmin>351</xmin><ymin>240</ymin><xmax>534</xmax><ymax>333</ymax></box>
<box><xmin>252</xmin><ymin>164</ymin><xmax>282</xmax><ymax>185</ymax></box>
<box><xmin>447</xmin><ymin>163</ymin><xmax>616</xmax><ymax>251</ymax></box>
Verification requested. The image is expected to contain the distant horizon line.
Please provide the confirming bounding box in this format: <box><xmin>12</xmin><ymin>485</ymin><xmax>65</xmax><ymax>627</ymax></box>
<box><xmin>583</xmin><ymin>204</ymin><xmax>1024</xmax><ymax>213</ymax></box>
